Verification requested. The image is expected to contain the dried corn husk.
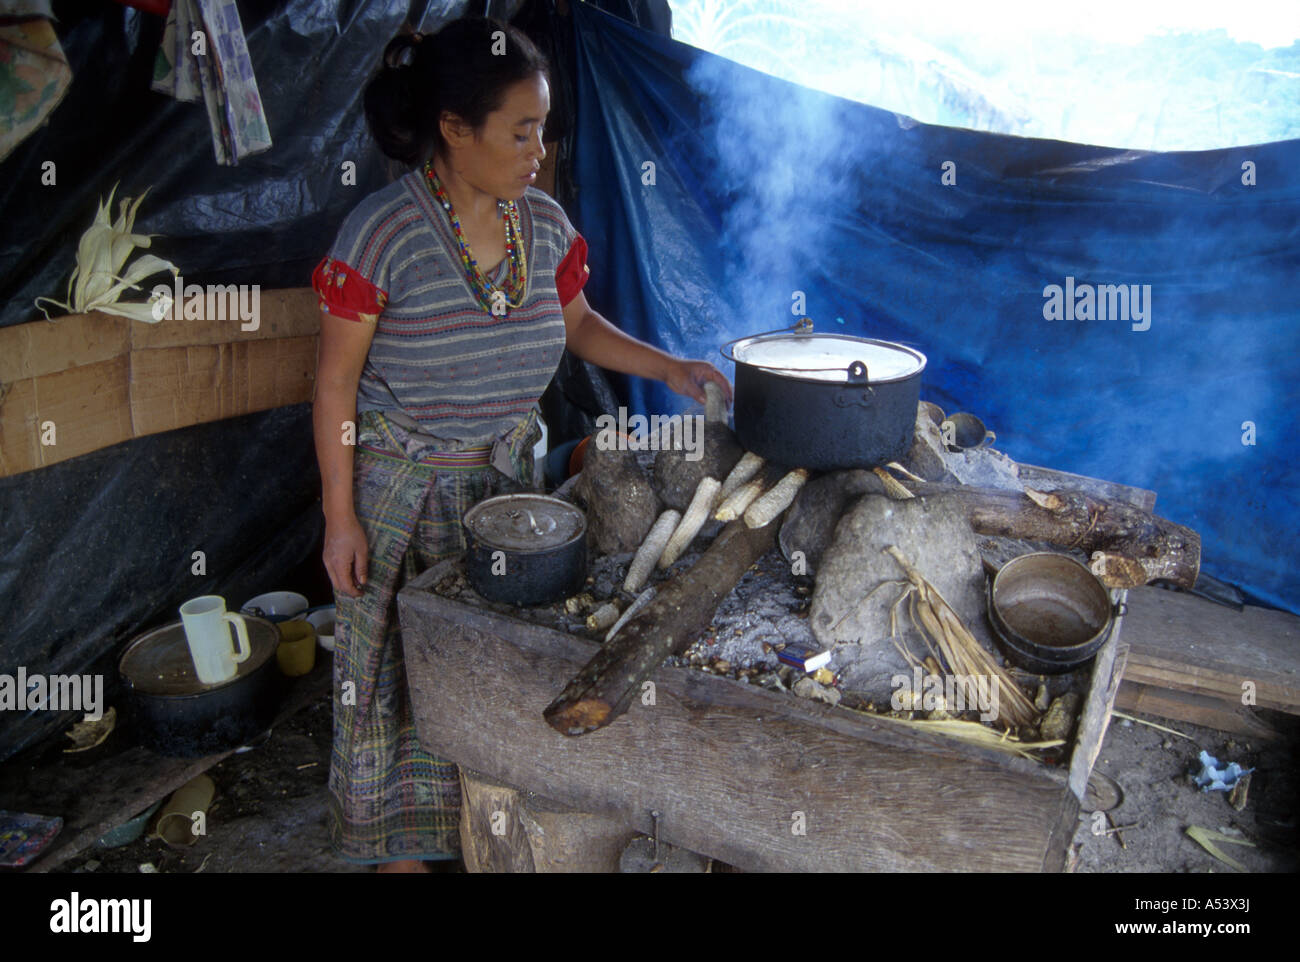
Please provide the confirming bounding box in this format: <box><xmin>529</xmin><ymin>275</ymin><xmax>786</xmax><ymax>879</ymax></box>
<box><xmin>34</xmin><ymin>182</ymin><xmax>179</xmax><ymax>323</ymax></box>
<box><xmin>884</xmin><ymin>545</ymin><xmax>1038</xmax><ymax>729</ymax></box>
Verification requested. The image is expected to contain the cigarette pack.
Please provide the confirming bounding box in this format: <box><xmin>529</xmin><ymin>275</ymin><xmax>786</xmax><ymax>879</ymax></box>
<box><xmin>774</xmin><ymin>640</ymin><xmax>831</xmax><ymax>673</ymax></box>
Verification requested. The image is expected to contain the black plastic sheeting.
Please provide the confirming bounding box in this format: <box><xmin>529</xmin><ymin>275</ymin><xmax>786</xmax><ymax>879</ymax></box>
<box><xmin>0</xmin><ymin>0</ymin><xmax>461</xmax><ymax>763</ymax></box>
<box><xmin>1</xmin><ymin>0</ymin><xmax>465</xmax><ymax>330</ymax></box>
<box><xmin>0</xmin><ymin>405</ymin><xmax>323</xmax><ymax>760</ymax></box>
<box><xmin>0</xmin><ymin>0</ymin><xmax>653</xmax><ymax>761</ymax></box>
<box><xmin>565</xmin><ymin>4</ymin><xmax>1300</xmax><ymax>614</ymax></box>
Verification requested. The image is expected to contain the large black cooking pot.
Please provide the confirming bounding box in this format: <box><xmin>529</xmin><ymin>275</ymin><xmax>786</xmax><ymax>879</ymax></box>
<box><xmin>463</xmin><ymin>494</ymin><xmax>587</xmax><ymax>606</ymax></box>
<box><xmin>721</xmin><ymin>321</ymin><xmax>927</xmax><ymax>470</ymax></box>
<box><xmin>119</xmin><ymin>616</ymin><xmax>284</xmax><ymax>757</ymax></box>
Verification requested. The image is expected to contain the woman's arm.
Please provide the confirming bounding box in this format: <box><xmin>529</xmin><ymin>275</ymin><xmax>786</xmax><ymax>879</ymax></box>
<box><xmin>561</xmin><ymin>291</ymin><xmax>732</xmax><ymax>405</ymax></box>
<box><xmin>313</xmin><ymin>311</ymin><xmax>378</xmax><ymax>597</ymax></box>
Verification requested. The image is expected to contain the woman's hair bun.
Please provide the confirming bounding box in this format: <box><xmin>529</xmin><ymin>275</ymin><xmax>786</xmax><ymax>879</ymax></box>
<box><xmin>364</xmin><ymin>37</ymin><xmax>424</xmax><ymax>166</ymax></box>
<box><xmin>363</xmin><ymin>17</ymin><xmax>548</xmax><ymax>169</ymax></box>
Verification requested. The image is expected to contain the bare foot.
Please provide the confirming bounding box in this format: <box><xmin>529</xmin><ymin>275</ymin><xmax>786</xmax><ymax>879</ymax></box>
<box><xmin>375</xmin><ymin>859</ymin><xmax>432</xmax><ymax>873</ymax></box>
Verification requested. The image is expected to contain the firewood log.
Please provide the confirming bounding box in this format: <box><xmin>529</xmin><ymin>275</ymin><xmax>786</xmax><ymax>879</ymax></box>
<box><xmin>544</xmin><ymin>519</ymin><xmax>777</xmax><ymax>735</ymax></box>
<box><xmin>895</xmin><ymin>481</ymin><xmax>1200</xmax><ymax>588</ymax></box>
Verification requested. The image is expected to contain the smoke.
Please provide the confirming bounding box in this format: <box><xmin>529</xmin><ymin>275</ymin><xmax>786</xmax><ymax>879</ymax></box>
<box><xmin>685</xmin><ymin>53</ymin><xmax>869</xmax><ymax>337</ymax></box>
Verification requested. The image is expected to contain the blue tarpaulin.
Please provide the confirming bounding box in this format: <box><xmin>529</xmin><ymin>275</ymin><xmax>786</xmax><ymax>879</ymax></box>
<box><xmin>566</xmin><ymin>3</ymin><xmax>1300</xmax><ymax>613</ymax></box>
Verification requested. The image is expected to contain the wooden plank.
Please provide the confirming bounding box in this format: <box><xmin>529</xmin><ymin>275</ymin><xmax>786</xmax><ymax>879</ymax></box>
<box><xmin>1115</xmin><ymin>681</ymin><xmax>1287</xmax><ymax>742</ymax></box>
<box><xmin>1015</xmin><ymin>462</ymin><xmax>1157</xmax><ymax>512</ymax></box>
<box><xmin>1119</xmin><ymin>586</ymin><xmax>1300</xmax><ymax>713</ymax></box>
<box><xmin>11</xmin><ymin>357</ymin><xmax>135</xmax><ymax>471</ymax></box>
<box><xmin>0</xmin><ymin>375</ymin><xmax>40</xmax><ymax>476</ymax></box>
<box><xmin>0</xmin><ymin>662</ymin><xmax>332</xmax><ymax>872</ymax></box>
<box><xmin>128</xmin><ymin>337</ymin><xmax>317</xmax><ymax>437</ymax></box>
<box><xmin>1067</xmin><ymin>592</ymin><xmax>1129</xmax><ymax>801</ymax></box>
<box><xmin>0</xmin><ymin>289</ymin><xmax>319</xmax><ymax>385</ymax></box>
<box><xmin>459</xmin><ymin>769</ymin><xmax>641</xmax><ymax>872</ymax></box>
<box><xmin>132</xmin><ymin>288</ymin><xmax>320</xmax><ymax>347</ymax></box>
<box><xmin>0</xmin><ymin>311</ymin><xmax>131</xmax><ymax>382</ymax></box>
<box><xmin>458</xmin><ymin>769</ymin><xmax>537</xmax><ymax>872</ymax></box>
<box><xmin>399</xmin><ymin>561</ymin><xmax>1088</xmax><ymax>873</ymax></box>
<box><xmin>0</xmin><ymin>290</ymin><xmax>321</xmax><ymax>480</ymax></box>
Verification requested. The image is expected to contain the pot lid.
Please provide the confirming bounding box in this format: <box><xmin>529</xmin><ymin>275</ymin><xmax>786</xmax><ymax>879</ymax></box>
<box><xmin>731</xmin><ymin>333</ymin><xmax>925</xmax><ymax>383</ymax></box>
<box><xmin>119</xmin><ymin>616</ymin><xmax>279</xmax><ymax>696</ymax></box>
<box><xmin>463</xmin><ymin>494</ymin><xmax>586</xmax><ymax>551</ymax></box>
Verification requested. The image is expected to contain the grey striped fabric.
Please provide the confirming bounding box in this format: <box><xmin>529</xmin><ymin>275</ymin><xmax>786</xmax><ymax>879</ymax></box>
<box><xmin>317</xmin><ymin>171</ymin><xmax>578</xmax><ymax>447</ymax></box>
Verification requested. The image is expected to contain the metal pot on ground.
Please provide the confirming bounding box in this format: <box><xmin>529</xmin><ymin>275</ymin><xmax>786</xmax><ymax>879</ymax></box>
<box><xmin>119</xmin><ymin>616</ymin><xmax>284</xmax><ymax>757</ymax></box>
<box><xmin>987</xmin><ymin>553</ymin><xmax>1125</xmax><ymax>674</ymax></box>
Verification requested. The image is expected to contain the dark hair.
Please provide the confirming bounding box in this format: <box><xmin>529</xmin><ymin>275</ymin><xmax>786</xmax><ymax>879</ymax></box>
<box><xmin>363</xmin><ymin>17</ymin><xmax>549</xmax><ymax>168</ymax></box>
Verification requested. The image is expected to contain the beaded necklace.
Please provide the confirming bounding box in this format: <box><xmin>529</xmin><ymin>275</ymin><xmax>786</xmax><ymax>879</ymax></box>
<box><xmin>423</xmin><ymin>161</ymin><xmax>528</xmax><ymax>313</ymax></box>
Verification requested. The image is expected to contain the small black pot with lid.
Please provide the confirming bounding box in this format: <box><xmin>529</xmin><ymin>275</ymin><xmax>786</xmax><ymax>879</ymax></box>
<box><xmin>462</xmin><ymin>494</ymin><xmax>588</xmax><ymax>606</ymax></box>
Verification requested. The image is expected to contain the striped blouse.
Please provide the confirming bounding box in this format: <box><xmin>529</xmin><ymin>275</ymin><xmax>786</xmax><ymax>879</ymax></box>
<box><xmin>311</xmin><ymin>171</ymin><xmax>590</xmax><ymax>447</ymax></box>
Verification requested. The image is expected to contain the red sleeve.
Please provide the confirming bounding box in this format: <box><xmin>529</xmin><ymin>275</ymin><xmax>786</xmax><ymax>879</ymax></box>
<box><xmin>311</xmin><ymin>256</ymin><xmax>389</xmax><ymax>322</ymax></box>
<box><xmin>556</xmin><ymin>234</ymin><xmax>591</xmax><ymax>308</ymax></box>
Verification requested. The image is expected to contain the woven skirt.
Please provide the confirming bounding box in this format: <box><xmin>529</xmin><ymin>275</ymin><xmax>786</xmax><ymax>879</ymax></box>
<box><xmin>328</xmin><ymin>409</ymin><xmax>538</xmax><ymax>863</ymax></box>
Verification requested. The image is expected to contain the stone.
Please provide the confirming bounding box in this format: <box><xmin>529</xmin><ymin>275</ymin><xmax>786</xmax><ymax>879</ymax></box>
<box><xmin>900</xmin><ymin>403</ymin><xmax>953</xmax><ymax>482</ymax></box>
<box><xmin>576</xmin><ymin>442</ymin><xmax>662</xmax><ymax>555</ymax></box>
<box><xmin>1040</xmin><ymin>692</ymin><xmax>1081</xmax><ymax>742</ymax></box>
<box><xmin>792</xmin><ymin>675</ymin><xmax>841</xmax><ymax>706</ymax></box>
<box><xmin>652</xmin><ymin>422</ymin><xmax>744</xmax><ymax>512</ymax></box>
<box><xmin>778</xmin><ymin>469</ymin><xmax>884</xmax><ymax>575</ymax></box>
<box><xmin>809</xmin><ymin>491</ymin><xmax>990</xmax><ymax>705</ymax></box>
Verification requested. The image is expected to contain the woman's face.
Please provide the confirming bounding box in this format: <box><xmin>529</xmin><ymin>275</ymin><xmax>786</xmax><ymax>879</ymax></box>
<box><xmin>443</xmin><ymin>73</ymin><xmax>550</xmax><ymax>202</ymax></box>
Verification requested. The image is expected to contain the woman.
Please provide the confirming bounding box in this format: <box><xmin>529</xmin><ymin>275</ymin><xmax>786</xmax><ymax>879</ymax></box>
<box><xmin>310</xmin><ymin>17</ymin><xmax>731</xmax><ymax>871</ymax></box>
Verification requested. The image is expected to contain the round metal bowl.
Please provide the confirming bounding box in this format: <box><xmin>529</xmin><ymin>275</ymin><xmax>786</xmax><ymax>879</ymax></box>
<box><xmin>987</xmin><ymin>553</ymin><xmax>1123</xmax><ymax>674</ymax></box>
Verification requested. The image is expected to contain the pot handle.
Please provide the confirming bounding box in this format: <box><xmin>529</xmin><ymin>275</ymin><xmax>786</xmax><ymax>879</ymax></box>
<box><xmin>833</xmin><ymin>360</ymin><xmax>876</xmax><ymax>407</ymax></box>
<box><xmin>719</xmin><ymin>318</ymin><xmax>814</xmax><ymax>364</ymax></box>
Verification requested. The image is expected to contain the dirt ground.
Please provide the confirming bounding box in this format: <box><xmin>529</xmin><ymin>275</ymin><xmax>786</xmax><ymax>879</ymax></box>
<box><xmin>1070</xmin><ymin>713</ymin><xmax>1297</xmax><ymax>873</ymax></box>
<box><xmin>45</xmin><ymin>660</ymin><xmax>1296</xmax><ymax>874</ymax></box>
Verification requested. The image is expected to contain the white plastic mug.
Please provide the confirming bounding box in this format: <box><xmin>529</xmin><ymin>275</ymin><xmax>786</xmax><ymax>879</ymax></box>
<box><xmin>179</xmin><ymin>595</ymin><xmax>252</xmax><ymax>684</ymax></box>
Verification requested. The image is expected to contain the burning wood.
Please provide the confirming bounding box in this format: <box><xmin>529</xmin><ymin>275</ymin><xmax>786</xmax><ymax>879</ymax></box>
<box><xmin>544</xmin><ymin>518</ymin><xmax>778</xmax><ymax>735</ymax></box>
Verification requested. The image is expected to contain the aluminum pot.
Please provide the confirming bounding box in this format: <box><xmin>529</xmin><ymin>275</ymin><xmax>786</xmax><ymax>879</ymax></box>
<box><xmin>463</xmin><ymin>494</ymin><xmax>587</xmax><ymax>606</ymax></box>
<box><xmin>987</xmin><ymin>553</ymin><xmax>1126</xmax><ymax>674</ymax></box>
<box><xmin>721</xmin><ymin>321</ymin><xmax>926</xmax><ymax>470</ymax></box>
<box><xmin>119</xmin><ymin>616</ymin><xmax>284</xmax><ymax>757</ymax></box>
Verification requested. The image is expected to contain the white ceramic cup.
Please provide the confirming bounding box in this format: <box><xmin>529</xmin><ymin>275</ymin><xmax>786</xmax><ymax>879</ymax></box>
<box><xmin>179</xmin><ymin>595</ymin><xmax>252</xmax><ymax>684</ymax></box>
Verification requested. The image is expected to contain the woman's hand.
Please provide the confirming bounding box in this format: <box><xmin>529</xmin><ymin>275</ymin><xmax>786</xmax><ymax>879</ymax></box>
<box><xmin>323</xmin><ymin>514</ymin><xmax>370</xmax><ymax>598</ymax></box>
<box><xmin>664</xmin><ymin>359</ymin><xmax>733</xmax><ymax>407</ymax></box>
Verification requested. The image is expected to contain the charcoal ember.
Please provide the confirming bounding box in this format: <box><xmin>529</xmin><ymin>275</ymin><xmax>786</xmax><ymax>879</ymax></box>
<box><xmin>576</xmin><ymin>442</ymin><xmax>661</xmax><ymax>555</ymax></box>
<box><xmin>778</xmin><ymin>469</ymin><xmax>884</xmax><ymax>575</ymax></box>
<box><xmin>652</xmin><ymin>422</ymin><xmax>744</xmax><ymax>512</ymax></box>
<box><xmin>809</xmin><ymin>492</ymin><xmax>989</xmax><ymax>705</ymax></box>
